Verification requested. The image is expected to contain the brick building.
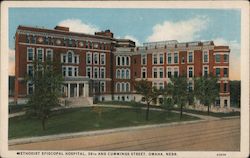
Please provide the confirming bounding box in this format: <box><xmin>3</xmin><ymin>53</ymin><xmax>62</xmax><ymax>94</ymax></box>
<box><xmin>14</xmin><ymin>25</ymin><xmax>230</xmax><ymax>108</ymax></box>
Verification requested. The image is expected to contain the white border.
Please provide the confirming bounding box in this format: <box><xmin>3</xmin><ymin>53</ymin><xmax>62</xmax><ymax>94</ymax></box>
<box><xmin>1</xmin><ymin>1</ymin><xmax>249</xmax><ymax>158</ymax></box>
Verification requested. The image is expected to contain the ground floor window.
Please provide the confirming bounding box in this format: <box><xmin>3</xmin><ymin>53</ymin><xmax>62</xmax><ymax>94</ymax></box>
<box><xmin>215</xmin><ymin>99</ymin><xmax>220</xmax><ymax>106</ymax></box>
<box><xmin>224</xmin><ymin>99</ymin><xmax>228</xmax><ymax>107</ymax></box>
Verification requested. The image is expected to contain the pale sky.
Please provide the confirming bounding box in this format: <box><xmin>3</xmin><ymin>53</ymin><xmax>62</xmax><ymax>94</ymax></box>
<box><xmin>8</xmin><ymin>8</ymin><xmax>241</xmax><ymax>80</ymax></box>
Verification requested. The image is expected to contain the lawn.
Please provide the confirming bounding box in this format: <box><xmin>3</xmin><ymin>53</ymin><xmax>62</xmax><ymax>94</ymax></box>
<box><xmin>9</xmin><ymin>107</ymin><xmax>199</xmax><ymax>139</ymax></box>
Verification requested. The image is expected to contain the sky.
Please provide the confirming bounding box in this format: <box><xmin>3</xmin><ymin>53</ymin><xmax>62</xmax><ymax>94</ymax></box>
<box><xmin>8</xmin><ymin>8</ymin><xmax>241</xmax><ymax>80</ymax></box>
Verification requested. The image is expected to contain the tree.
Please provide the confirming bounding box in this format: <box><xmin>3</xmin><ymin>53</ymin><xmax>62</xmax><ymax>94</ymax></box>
<box><xmin>26</xmin><ymin>61</ymin><xmax>63</xmax><ymax>130</ymax></box>
<box><xmin>230</xmin><ymin>81</ymin><xmax>240</xmax><ymax>108</ymax></box>
<box><xmin>134</xmin><ymin>80</ymin><xmax>162</xmax><ymax>121</ymax></box>
<box><xmin>166</xmin><ymin>77</ymin><xmax>189</xmax><ymax>119</ymax></box>
<box><xmin>194</xmin><ymin>76</ymin><xmax>219</xmax><ymax>115</ymax></box>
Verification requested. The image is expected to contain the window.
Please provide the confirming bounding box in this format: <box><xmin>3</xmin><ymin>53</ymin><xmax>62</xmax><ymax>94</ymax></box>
<box><xmin>188</xmin><ymin>81</ymin><xmax>193</xmax><ymax>92</ymax></box>
<box><xmin>188</xmin><ymin>52</ymin><xmax>193</xmax><ymax>63</ymax></box>
<box><xmin>100</xmin><ymin>53</ymin><xmax>105</xmax><ymax>65</ymax></box>
<box><xmin>224</xmin><ymin>54</ymin><xmax>229</xmax><ymax>63</ymax></box>
<box><xmin>153</xmin><ymin>54</ymin><xmax>157</xmax><ymax>64</ymax></box>
<box><xmin>153</xmin><ymin>67</ymin><xmax>157</xmax><ymax>78</ymax></box>
<box><xmin>31</xmin><ymin>35</ymin><xmax>36</xmax><ymax>44</ymax></box>
<box><xmin>203</xmin><ymin>51</ymin><xmax>209</xmax><ymax>63</ymax></box>
<box><xmin>215</xmin><ymin>99</ymin><xmax>220</xmax><ymax>106</ymax></box>
<box><xmin>62</xmin><ymin>67</ymin><xmax>66</xmax><ymax>77</ymax></box>
<box><xmin>94</xmin><ymin>53</ymin><xmax>99</xmax><ymax>65</ymax></box>
<box><xmin>27</xmin><ymin>82</ymin><xmax>34</xmax><ymax>95</ymax></box>
<box><xmin>27</xmin><ymin>47</ymin><xmax>34</xmax><ymax>61</ymax></box>
<box><xmin>153</xmin><ymin>82</ymin><xmax>157</xmax><ymax>88</ymax></box>
<box><xmin>167</xmin><ymin>67</ymin><xmax>172</xmax><ymax>78</ymax></box>
<box><xmin>126</xmin><ymin>56</ymin><xmax>130</xmax><ymax>66</ymax></box>
<box><xmin>37</xmin><ymin>48</ymin><xmax>44</xmax><ymax>62</ymax></box>
<box><xmin>116</xmin><ymin>83</ymin><xmax>120</xmax><ymax>92</ymax></box>
<box><xmin>69</xmin><ymin>39</ymin><xmax>73</xmax><ymax>47</ymax></box>
<box><xmin>68</xmin><ymin>52</ymin><xmax>73</xmax><ymax>63</ymax></box>
<box><xmin>159</xmin><ymin>98</ymin><xmax>164</xmax><ymax>104</ymax></box>
<box><xmin>94</xmin><ymin>67</ymin><xmax>99</xmax><ymax>78</ymax></box>
<box><xmin>27</xmin><ymin>64</ymin><xmax>33</xmax><ymax>77</ymax></box>
<box><xmin>141</xmin><ymin>54</ymin><xmax>147</xmax><ymax>65</ymax></box>
<box><xmin>215</xmin><ymin>54</ymin><xmax>221</xmax><ymax>63</ymax></box>
<box><xmin>223</xmin><ymin>68</ymin><xmax>228</xmax><ymax>77</ymax></box>
<box><xmin>46</xmin><ymin>49</ymin><xmax>53</xmax><ymax>61</ymax></box>
<box><xmin>74</xmin><ymin>67</ymin><xmax>78</xmax><ymax>76</ymax></box>
<box><xmin>174</xmin><ymin>52</ymin><xmax>178</xmax><ymax>63</ymax></box>
<box><xmin>121</xmin><ymin>83</ymin><xmax>125</xmax><ymax>92</ymax></box>
<box><xmin>141</xmin><ymin>67</ymin><xmax>147</xmax><ymax>78</ymax></box>
<box><xmin>126</xmin><ymin>83</ymin><xmax>130</xmax><ymax>92</ymax></box>
<box><xmin>188</xmin><ymin>66</ymin><xmax>193</xmax><ymax>78</ymax></box>
<box><xmin>117</xmin><ymin>56</ymin><xmax>120</xmax><ymax>65</ymax></box>
<box><xmin>74</xmin><ymin>56</ymin><xmax>78</xmax><ymax>64</ymax></box>
<box><xmin>26</xmin><ymin>34</ymin><xmax>30</xmax><ymax>43</ymax></box>
<box><xmin>121</xmin><ymin>69</ymin><xmax>125</xmax><ymax>79</ymax></box>
<box><xmin>126</xmin><ymin>69</ymin><xmax>130</xmax><ymax>79</ymax></box>
<box><xmin>122</xmin><ymin>56</ymin><xmax>125</xmax><ymax>65</ymax></box>
<box><xmin>223</xmin><ymin>83</ymin><xmax>227</xmax><ymax>92</ymax></box>
<box><xmin>167</xmin><ymin>53</ymin><xmax>172</xmax><ymax>64</ymax></box>
<box><xmin>68</xmin><ymin>67</ymin><xmax>72</xmax><ymax>76</ymax></box>
<box><xmin>159</xmin><ymin>67</ymin><xmax>164</xmax><ymax>78</ymax></box>
<box><xmin>181</xmin><ymin>56</ymin><xmax>185</xmax><ymax>64</ymax></box>
<box><xmin>174</xmin><ymin>67</ymin><xmax>179</xmax><ymax>77</ymax></box>
<box><xmin>100</xmin><ymin>67</ymin><xmax>105</xmax><ymax>78</ymax></box>
<box><xmin>116</xmin><ymin>69</ymin><xmax>121</xmax><ymax>79</ymax></box>
<box><xmin>159</xmin><ymin>82</ymin><xmax>164</xmax><ymax>90</ymax></box>
<box><xmin>86</xmin><ymin>67</ymin><xmax>92</xmax><ymax>78</ymax></box>
<box><xmin>203</xmin><ymin>66</ymin><xmax>209</xmax><ymax>77</ymax></box>
<box><xmin>45</xmin><ymin>37</ymin><xmax>49</xmax><ymax>45</ymax></box>
<box><xmin>224</xmin><ymin>100</ymin><xmax>228</xmax><ymax>107</ymax></box>
<box><xmin>100</xmin><ymin>82</ymin><xmax>105</xmax><ymax>92</ymax></box>
<box><xmin>216</xmin><ymin>68</ymin><xmax>220</xmax><ymax>77</ymax></box>
<box><xmin>159</xmin><ymin>53</ymin><xmax>164</xmax><ymax>64</ymax></box>
<box><xmin>86</xmin><ymin>52</ymin><xmax>92</xmax><ymax>65</ymax></box>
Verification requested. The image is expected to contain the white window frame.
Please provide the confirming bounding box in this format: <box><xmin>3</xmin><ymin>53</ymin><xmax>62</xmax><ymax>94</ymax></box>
<box><xmin>215</xmin><ymin>54</ymin><xmax>221</xmax><ymax>63</ymax></box>
<box><xmin>74</xmin><ymin>67</ymin><xmax>79</xmax><ymax>76</ymax></box>
<box><xmin>167</xmin><ymin>67</ymin><xmax>172</xmax><ymax>78</ymax></box>
<box><xmin>152</xmin><ymin>67</ymin><xmax>158</xmax><ymax>78</ymax></box>
<box><xmin>46</xmin><ymin>49</ymin><xmax>53</xmax><ymax>62</ymax></box>
<box><xmin>62</xmin><ymin>66</ymin><xmax>67</xmax><ymax>77</ymax></box>
<box><xmin>86</xmin><ymin>66</ymin><xmax>92</xmax><ymax>78</ymax></box>
<box><xmin>93</xmin><ymin>67</ymin><xmax>99</xmax><ymax>78</ymax></box>
<box><xmin>187</xmin><ymin>51</ymin><xmax>194</xmax><ymax>63</ymax></box>
<box><xmin>159</xmin><ymin>53</ymin><xmax>164</xmax><ymax>65</ymax></box>
<box><xmin>86</xmin><ymin>52</ymin><xmax>92</xmax><ymax>65</ymax></box>
<box><xmin>153</xmin><ymin>53</ymin><xmax>158</xmax><ymax>65</ymax></box>
<box><xmin>116</xmin><ymin>82</ymin><xmax>120</xmax><ymax>92</ymax></box>
<box><xmin>167</xmin><ymin>52</ymin><xmax>172</xmax><ymax>64</ymax></box>
<box><xmin>173</xmin><ymin>67</ymin><xmax>179</xmax><ymax>77</ymax></box>
<box><xmin>125</xmin><ymin>82</ymin><xmax>130</xmax><ymax>92</ymax></box>
<box><xmin>100</xmin><ymin>53</ymin><xmax>106</xmax><ymax>65</ymax></box>
<box><xmin>187</xmin><ymin>65</ymin><xmax>194</xmax><ymax>78</ymax></box>
<box><xmin>126</xmin><ymin>69</ymin><xmax>130</xmax><ymax>79</ymax></box>
<box><xmin>27</xmin><ymin>64</ymin><xmax>34</xmax><ymax>77</ymax></box>
<box><xmin>202</xmin><ymin>65</ymin><xmax>209</xmax><ymax>76</ymax></box>
<box><xmin>141</xmin><ymin>54</ymin><xmax>147</xmax><ymax>65</ymax></box>
<box><xmin>100</xmin><ymin>81</ymin><xmax>106</xmax><ymax>92</ymax></box>
<box><xmin>27</xmin><ymin>47</ymin><xmax>34</xmax><ymax>62</ymax></box>
<box><xmin>174</xmin><ymin>51</ymin><xmax>179</xmax><ymax>64</ymax></box>
<box><xmin>141</xmin><ymin>67</ymin><xmax>147</xmax><ymax>79</ymax></box>
<box><xmin>93</xmin><ymin>52</ymin><xmax>99</xmax><ymax>65</ymax></box>
<box><xmin>203</xmin><ymin>50</ymin><xmax>209</xmax><ymax>63</ymax></box>
<box><xmin>27</xmin><ymin>81</ymin><xmax>34</xmax><ymax>95</ymax></box>
<box><xmin>223</xmin><ymin>54</ymin><xmax>229</xmax><ymax>63</ymax></box>
<box><xmin>36</xmin><ymin>48</ymin><xmax>44</xmax><ymax>62</ymax></box>
<box><xmin>116</xmin><ymin>69</ymin><xmax>121</xmax><ymax>79</ymax></box>
<box><xmin>159</xmin><ymin>67</ymin><xmax>164</xmax><ymax>78</ymax></box>
<box><xmin>100</xmin><ymin>67</ymin><xmax>106</xmax><ymax>78</ymax></box>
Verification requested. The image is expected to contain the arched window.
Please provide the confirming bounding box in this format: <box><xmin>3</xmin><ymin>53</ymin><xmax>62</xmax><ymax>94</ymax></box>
<box><xmin>126</xmin><ymin>56</ymin><xmax>129</xmax><ymax>65</ymax></box>
<box><xmin>117</xmin><ymin>69</ymin><xmax>120</xmax><ymax>79</ymax></box>
<box><xmin>117</xmin><ymin>56</ymin><xmax>120</xmax><ymax>66</ymax></box>
<box><xmin>68</xmin><ymin>52</ymin><xmax>73</xmax><ymax>63</ymax></box>
<box><xmin>121</xmin><ymin>69</ymin><xmax>125</xmax><ymax>79</ymax></box>
<box><xmin>116</xmin><ymin>83</ymin><xmax>120</xmax><ymax>92</ymax></box>
<box><xmin>121</xmin><ymin>83</ymin><xmax>125</xmax><ymax>92</ymax></box>
<box><xmin>122</xmin><ymin>56</ymin><xmax>125</xmax><ymax>65</ymax></box>
<box><xmin>126</xmin><ymin>69</ymin><xmax>130</xmax><ymax>79</ymax></box>
<box><xmin>126</xmin><ymin>83</ymin><xmax>130</xmax><ymax>92</ymax></box>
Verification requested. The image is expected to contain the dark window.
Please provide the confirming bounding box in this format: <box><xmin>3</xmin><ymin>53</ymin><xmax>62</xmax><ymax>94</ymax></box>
<box><xmin>159</xmin><ymin>98</ymin><xmax>164</xmax><ymax>104</ymax></box>
<box><xmin>168</xmin><ymin>71</ymin><xmax>172</xmax><ymax>78</ymax></box>
<box><xmin>134</xmin><ymin>59</ymin><xmax>137</xmax><ymax>64</ymax></box>
<box><xmin>223</xmin><ymin>68</ymin><xmax>228</xmax><ymax>77</ymax></box>
<box><xmin>223</xmin><ymin>83</ymin><xmax>227</xmax><ymax>92</ymax></box>
<box><xmin>224</xmin><ymin>54</ymin><xmax>229</xmax><ymax>62</ymax></box>
<box><xmin>216</xmin><ymin>68</ymin><xmax>220</xmax><ymax>77</ymax></box>
<box><xmin>215</xmin><ymin>99</ymin><xmax>220</xmax><ymax>106</ymax></box>
<box><xmin>181</xmin><ymin>57</ymin><xmax>185</xmax><ymax>63</ymax></box>
<box><xmin>215</xmin><ymin>54</ymin><xmax>221</xmax><ymax>63</ymax></box>
<box><xmin>224</xmin><ymin>100</ymin><xmax>228</xmax><ymax>107</ymax></box>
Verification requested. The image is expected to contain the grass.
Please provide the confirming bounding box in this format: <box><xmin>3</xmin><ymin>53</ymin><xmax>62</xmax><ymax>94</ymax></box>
<box><xmin>9</xmin><ymin>107</ymin><xmax>199</xmax><ymax>139</ymax></box>
<box><xmin>9</xmin><ymin>104</ymin><xmax>29</xmax><ymax>114</ymax></box>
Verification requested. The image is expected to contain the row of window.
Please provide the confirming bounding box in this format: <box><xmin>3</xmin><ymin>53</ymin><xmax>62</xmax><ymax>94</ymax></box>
<box><xmin>26</xmin><ymin>34</ymin><xmax>110</xmax><ymax>50</ymax></box>
<box><xmin>151</xmin><ymin>80</ymin><xmax>194</xmax><ymax>91</ymax></box>
<box><xmin>86</xmin><ymin>67</ymin><xmax>106</xmax><ymax>79</ymax></box>
<box><xmin>215</xmin><ymin>54</ymin><xmax>229</xmax><ymax>63</ymax></box>
<box><xmin>61</xmin><ymin>51</ymin><xmax>79</xmax><ymax>64</ymax></box>
<box><xmin>27</xmin><ymin>47</ymin><xmax>53</xmax><ymax>62</ymax></box>
<box><xmin>86</xmin><ymin>52</ymin><xmax>106</xmax><ymax>65</ymax></box>
<box><xmin>116</xmin><ymin>56</ymin><xmax>131</xmax><ymax>66</ymax></box>
<box><xmin>62</xmin><ymin>66</ymin><xmax>79</xmax><ymax>77</ymax></box>
<box><xmin>215</xmin><ymin>68</ymin><xmax>228</xmax><ymax>77</ymax></box>
<box><xmin>92</xmin><ymin>81</ymin><xmax>106</xmax><ymax>93</ymax></box>
<box><xmin>27</xmin><ymin>64</ymin><xmax>53</xmax><ymax>77</ymax></box>
<box><xmin>115</xmin><ymin>82</ymin><xmax>130</xmax><ymax>92</ymax></box>
<box><xmin>116</xmin><ymin>69</ymin><xmax>130</xmax><ymax>79</ymax></box>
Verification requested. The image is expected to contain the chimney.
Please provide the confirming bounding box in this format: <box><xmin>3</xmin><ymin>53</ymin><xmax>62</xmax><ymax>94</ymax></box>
<box><xmin>95</xmin><ymin>30</ymin><xmax>113</xmax><ymax>38</ymax></box>
<box><xmin>54</xmin><ymin>26</ymin><xmax>69</xmax><ymax>32</ymax></box>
